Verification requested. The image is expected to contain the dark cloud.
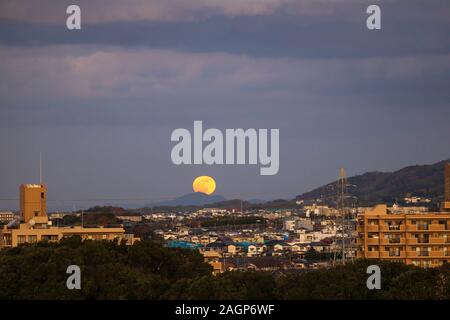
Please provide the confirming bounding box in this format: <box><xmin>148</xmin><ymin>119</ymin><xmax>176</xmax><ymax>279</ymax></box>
<box><xmin>0</xmin><ymin>0</ymin><xmax>450</xmax><ymax>206</ymax></box>
<box><xmin>1</xmin><ymin>10</ymin><xmax>450</xmax><ymax>59</ymax></box>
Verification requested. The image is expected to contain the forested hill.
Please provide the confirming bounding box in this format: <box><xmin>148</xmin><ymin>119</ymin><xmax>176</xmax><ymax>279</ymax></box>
<box><xmin>296</xmin><ymin>159</ymin><xmax>450</xmax><ymax>206</ymax></box>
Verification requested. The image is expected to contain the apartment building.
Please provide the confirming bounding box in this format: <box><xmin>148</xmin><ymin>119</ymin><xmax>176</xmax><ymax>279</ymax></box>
<box><xmin>0</xmin><ymin>212</ymin><xmax>17</xmax><ymax>224</ymax></box>
<box><xmin>356</xmin><ymin>204</ymin><xmax>450</xmax><ymax>267</ymax></box>
<box><xmin>357</xmin><ymin>162</ymin><xmax>450</xmax><ymax>268</ymax></box>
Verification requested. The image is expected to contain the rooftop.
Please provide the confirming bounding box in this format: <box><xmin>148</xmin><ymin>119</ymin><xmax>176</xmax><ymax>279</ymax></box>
<box><xmin>22</xmin><ymin>184</ymin><xmax>44</xmax><ymax>188</ymax></box>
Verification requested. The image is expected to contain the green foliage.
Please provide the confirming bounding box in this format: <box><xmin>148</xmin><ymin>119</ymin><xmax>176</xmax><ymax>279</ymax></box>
<box><xmin>60</xmin><ymin>213</ymin><xmax>122</xmax><ymax>227</ymax></box>
<box><xmin>304</xmin><ymin>249</ymin><xmax>333</xmax><ymax>261</ymax></box>
<box><xmin>1</xmin><ymin>241</ymin><xmax>450</xmax><ymax>300</ymax></box>
<box><xmin>163</xmin><ymin>272</ymin><xmax>277</xmax><ymax>300</ymax></box>
<box><xmin>275</xmin><ymin>260</ymin><xmax>449</xmax><ymax>300</ymax></box>
<box><xmin>132</xmin><ymin>224</ymin><xmax>155</xmax><ymax>240</ymax></box>
<box><xmin>0</xmin><ymin>238</ymin><xmax>210</xmax><ymax>300</ymax></box>
<box><xmin>84</xmin><ymin>206</ymin><xmax>126</xmax><ymax>214</ymax></box>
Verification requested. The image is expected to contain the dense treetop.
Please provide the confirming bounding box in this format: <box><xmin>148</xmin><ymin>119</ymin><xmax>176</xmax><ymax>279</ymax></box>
<box><xmin>0</xmin><ymin>238</ymin><xmax>449</xmax><ymax>299</ymax></box>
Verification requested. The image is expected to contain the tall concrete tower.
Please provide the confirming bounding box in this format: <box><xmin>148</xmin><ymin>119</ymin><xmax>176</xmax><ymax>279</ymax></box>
<box><xmin>20</xmin><ymin>184</ymin><xmax>47</xmax><ymax>223</ymax></box>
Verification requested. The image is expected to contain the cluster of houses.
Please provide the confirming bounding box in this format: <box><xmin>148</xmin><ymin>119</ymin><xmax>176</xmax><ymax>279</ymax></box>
<box><xmin>7</xmin><ymin>199</ymin><xmax>431</xmax><ymax>274</ymax></box>
<box><xmin>157</xmin><ymin>219</ymin><xmax>339</xmax><ymax>274</ymax></box>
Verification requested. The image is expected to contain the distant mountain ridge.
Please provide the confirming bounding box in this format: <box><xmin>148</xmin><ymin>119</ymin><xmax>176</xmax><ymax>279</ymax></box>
<box><xmin>153</xmin><ymin>192</ymin><xmax>226</xmax><ymax>206</ymax></box>
<box><xmin>135</xmin><ymin>159</ymin><xmax>449</xmax><ymax>210</ymax></box>
<box><xmin>296</xmin><ymin>159</ymin><xmax>450</xmax><ymax>206</ymax></box>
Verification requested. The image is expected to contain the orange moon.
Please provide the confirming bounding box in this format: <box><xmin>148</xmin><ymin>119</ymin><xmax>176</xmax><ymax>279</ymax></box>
<box><xmin>192</xmin><ymin>176</ymin><xmax>216</xmax><ymax>195</ymax></box>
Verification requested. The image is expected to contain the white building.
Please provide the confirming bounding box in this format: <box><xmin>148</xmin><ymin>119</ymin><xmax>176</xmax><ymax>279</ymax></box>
<box><xmin>0</xmin><ymin>212</ymin><xmax>17</xmax><ymax>224</ymax></box>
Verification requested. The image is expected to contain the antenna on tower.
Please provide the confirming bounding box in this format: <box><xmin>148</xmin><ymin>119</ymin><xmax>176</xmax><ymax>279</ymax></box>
<box><xmin>39</xmin><ymin>152</ymin><xmax>42</xmax><ymax>184</ymax></box>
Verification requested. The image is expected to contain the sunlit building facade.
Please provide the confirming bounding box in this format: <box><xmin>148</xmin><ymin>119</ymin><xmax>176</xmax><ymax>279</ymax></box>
<box><xmin>356</xmin><ymin>204</ymin><xmax>450</xmax><ymax>267</ymax></box>
<box><xmin>20</xmin><ymin>184</ymin><xmax>47</xmax><ymax>223</ymax></box>
<box><xmin>357</xmin><ymin>162</ymin><xmax>450</xmax><ymax>267</ymax></box>
<box><xmin>0</xmin><ymin>184</ymin><xmax>138</xmax><ymax>249</ymax></box>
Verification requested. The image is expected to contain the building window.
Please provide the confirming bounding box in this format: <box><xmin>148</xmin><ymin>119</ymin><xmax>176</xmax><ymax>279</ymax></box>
<box><xmin>389</xmin><ymin>237</ymin><xmax>401</xmax><ymax>244</ymax></box>
<box><xmin>417</xmin><ymin>222</ymin><xmax>429</xmax><ymax>230</ymax></box>
<box><xmin>389</xmin><ymin>248</ymin><xmax>401</xmax><ymax>257</ymax></box>
<box><xmin>17</xmin><ymin>235</ymin><xmax>26</xmax><ymax>244</ymax></box>
<box><xmin>420</xmin><ymin>260</ymin><xmax>432</xmax><ymax>268</ymax></box>
<box><xmin>419</xmin><ymin>250</ymin><xmax>429</xmax><ymax>257</ymax></box>
<box><xmin>41</xmin><ymin>235</ymin><xmax>58</xmax><ymax>241</ymax></box>
<box><xmin>414</xmin><ymin>234</ymin><xmax>429</xmax><ymax>243</ymax></box>
<box><xmin>388</xmin><ymin>223</ymin><xmax>401</xmax><ymax>231</ymax></box>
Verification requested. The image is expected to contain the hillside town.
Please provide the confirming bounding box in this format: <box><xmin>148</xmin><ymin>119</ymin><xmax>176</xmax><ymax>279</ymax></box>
<box><xmin>0</xmin><ymin>196</ymin><xmax>434</xmax><ymax>274</ymax></box>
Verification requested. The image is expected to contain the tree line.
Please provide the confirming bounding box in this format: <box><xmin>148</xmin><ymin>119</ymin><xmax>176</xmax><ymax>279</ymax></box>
<box><xmin>0</xmin><ymin>238</ymin><xmax>449</xmax><ymax>299</ymax></box>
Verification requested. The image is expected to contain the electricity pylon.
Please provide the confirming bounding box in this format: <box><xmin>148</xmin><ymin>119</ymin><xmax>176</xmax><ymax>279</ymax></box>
<box><xmin>333</xmin><ymin>168</ymin><xmax>352</xmax><ymax>265</ymax></box>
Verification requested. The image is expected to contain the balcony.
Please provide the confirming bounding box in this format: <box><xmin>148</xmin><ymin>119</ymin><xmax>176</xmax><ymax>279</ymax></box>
<box><xmin>380</xmin><ymin>238</ymin><xmax>405</xmax><ymax>245</ymax></box>
<box><xmin>356</xmin><ymin>251</ymin><xmax>366</xmax><ymax>258</ymax></box>
<box><xmin>379</xmin><ymin>225</ymin><xmax>405</xmax><ymax>232</ymax></box>
<box><xmin>429</xmin><ymin>238</ymin><xmax>445</xmax><ymax>244</ymax></box>
<box><xmin>406</xmin><ymin>251</ymin><xmax>430</xmax><ymax>258</ymax></box>
<box><xmin>367</xmin><ymin>225</ymin><xmax>379</xmax><ymax>232</ymax></box>
<box><xmin>365</xmin><ymin>251</ymin><xmax>380</xmax><ymax>259</ymax></box>
<box><xmin>0</xmin><ymin>239</ymin><xmax>12</xmax><ymax>247</ymax></box>
<box><xmin>380</xmin><ymin>251</ymin><xmax>406</xmax><ymax>259</ymax></box>
<box><xmin>429</xmin><ymin>251</ymin><xmax>446</xmax><ymax>258</ymax></box>
<box><xmin>408</xmin><ymin>237</ymin><xmax>430</xmax><ymax>244</ymax></box>
<box><xmin>366</xmin><ymin>238</ymin><xmax>380</xmax><ymax>245</ymax></box>
<box><xmin>429</xmin><ymin>225</ymin><xmax>445</xmax><ymax>232</ymax></box>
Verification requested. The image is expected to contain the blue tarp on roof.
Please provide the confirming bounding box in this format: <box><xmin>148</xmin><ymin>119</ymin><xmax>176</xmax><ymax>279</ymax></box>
<box><xmin>167</xmin><ymin>240</ymin><xmax>202</xmax><ymax>249</ymax></box>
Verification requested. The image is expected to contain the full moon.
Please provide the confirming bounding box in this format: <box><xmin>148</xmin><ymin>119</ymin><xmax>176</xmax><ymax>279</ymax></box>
<box><xmin>192</xmin><ymin>176</ymin><xmax>216</xmax><ymax>195</ymax></box>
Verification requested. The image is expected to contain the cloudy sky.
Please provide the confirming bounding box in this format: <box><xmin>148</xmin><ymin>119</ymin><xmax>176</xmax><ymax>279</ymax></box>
<box><xmin>1</xmin><ymin>0</ymin><xmax>450</xmax><ymax>209</ymax></box>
